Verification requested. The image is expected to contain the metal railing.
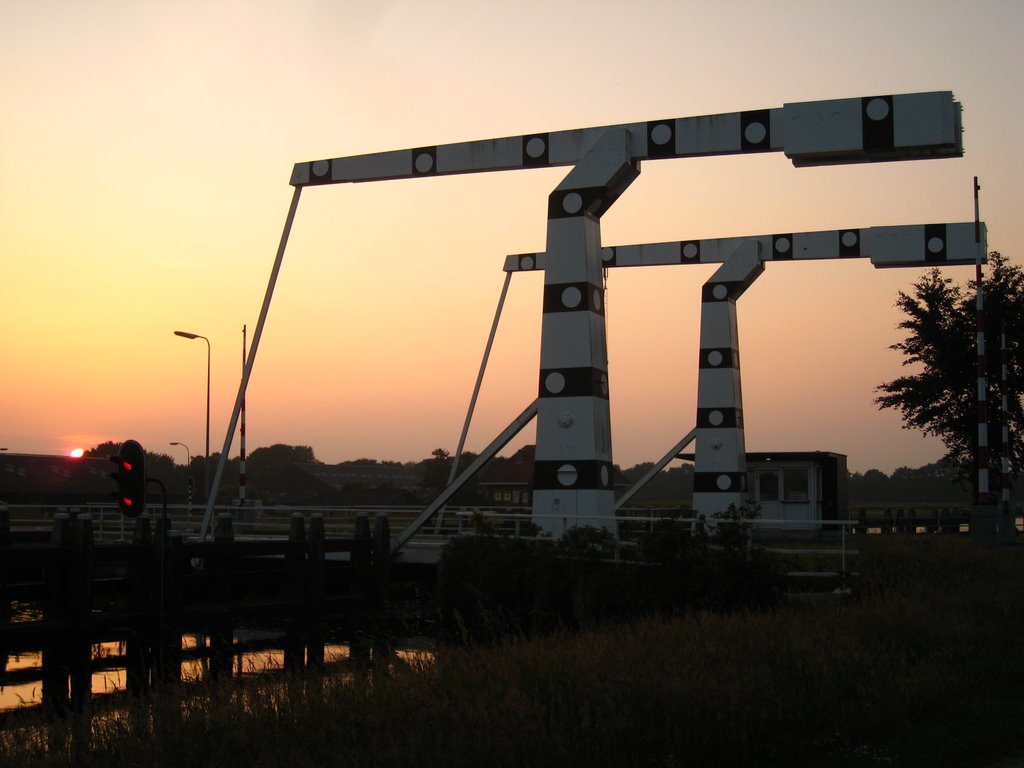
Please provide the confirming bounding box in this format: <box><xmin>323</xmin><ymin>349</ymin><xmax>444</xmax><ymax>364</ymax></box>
<box><xmin>4</xmin><ymin>503</ymin><xmax>857</xmax><ymax>575</ymax></box>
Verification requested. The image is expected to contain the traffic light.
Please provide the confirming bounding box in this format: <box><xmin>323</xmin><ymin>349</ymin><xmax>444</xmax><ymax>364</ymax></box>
<box><xmin>110</xmin><ymin>439</ymin><xmax>146</xmax><ymax>517</ymax></box>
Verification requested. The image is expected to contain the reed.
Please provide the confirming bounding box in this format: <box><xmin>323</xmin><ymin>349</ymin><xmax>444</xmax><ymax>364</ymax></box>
<box><xmin>2</xmin><ymin>537</ymin><xmax>1023</xmax><ymax>767</ymax></box>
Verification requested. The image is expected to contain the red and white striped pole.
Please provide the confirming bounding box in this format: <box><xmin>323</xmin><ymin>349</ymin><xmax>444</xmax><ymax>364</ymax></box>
<box><xmin>1001</xmin><ymin>326</ymin><xmax>1011</xmax><ymax>518</ymax></box>
<box><xmin>239</xmin><ymin>324</ymin><xmax>247</xmax><ymax>504</ymax></box>
<box><xmin>974</xmin><ymin>177</ymin><xmax>991</xmax><ymax>505</ymax></box>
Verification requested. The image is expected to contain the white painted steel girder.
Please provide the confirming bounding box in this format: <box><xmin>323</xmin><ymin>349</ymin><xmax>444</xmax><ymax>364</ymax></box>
<box><xmin>292</xmin><ymin>92</ymin><xmax>961</xmax><ymax>186</ymax></box>
<box><xmin>504</xmin><ymin>222</ymin><xmax>985</xmax><ymax>272</ymax></box>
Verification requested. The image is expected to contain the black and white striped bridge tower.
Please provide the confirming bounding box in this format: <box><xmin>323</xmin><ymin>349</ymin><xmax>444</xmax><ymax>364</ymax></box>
<box><xmin>694</xmin><ymin>241</ymin><xmax>764</xmax><ymax>514</ymax></box>
<box><xmin>535</xmin><ymin>129</ymin><xmax>639</xmax><ymax>534</ymax></box>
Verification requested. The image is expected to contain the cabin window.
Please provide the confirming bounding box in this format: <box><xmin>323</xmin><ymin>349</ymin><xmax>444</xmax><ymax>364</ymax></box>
<box><xmin>758</xmin><ymin>470</ymin><xmax>779</xmax><ymax>502</ymax></box>
<box><xmin>783</xmin><ymin>467</ymin><xmax>809</xmax><ymax>502</ymax></box>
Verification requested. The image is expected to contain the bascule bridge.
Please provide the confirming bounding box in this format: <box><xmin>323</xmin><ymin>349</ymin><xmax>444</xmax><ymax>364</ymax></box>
<box><xmin>201</xmin><ymin>91</ymin><xmax>981</xmax><ymax>543</ymax></box>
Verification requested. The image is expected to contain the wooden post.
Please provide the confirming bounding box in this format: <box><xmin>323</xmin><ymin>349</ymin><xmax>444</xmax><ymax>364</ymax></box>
<box><xmin>284</xmin><ymin>513</ymin><xmax>306</xmax><ymax>672</ymax></box>
<box><xmin>373</xmin><ymin>513</ymin><xmax>391</xmax><ymax>604</ymax></box>
<box><xmin>210</xmin><ymin>514</ymin><xmax>234</xmax><ymax>680</ymax></box>
<box><xmin>157</xmin><ymin>532</ymin><xmax>183</xmax><ymax>684</ymax></box>
<box><xmin>306</xmin><ymin>514</ymin><xmax>325</xmax><ymax>672</ymax></box>
<box><xmin>352</xmin><ymin>512</ymin><xmax>372</xmax><ymax>601</ymax></box>
<box><xmin>127</xmin><ymin>515</ymin><xmax>153</xmax><ymax>695</ymax></box>
<box><xmin>0</xmin><ymin>506</ymin><xmax>10</xmax><ymax>625</ymax></box>
<box><xmin>42</xmin><ymin>513</ymin><xmax>72</xmax><ymax>716</ymax></box>
<box><xmin>69</xmin><ymin>515</ymin><xmax>94</xmax><ymax>712</ymax></box>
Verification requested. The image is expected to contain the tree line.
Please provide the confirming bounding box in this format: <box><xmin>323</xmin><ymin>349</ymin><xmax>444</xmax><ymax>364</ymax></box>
<box><xmin>82</xmin><ymin>440</ymin><xmax>1014</xmax><ymax>507</ymax></box>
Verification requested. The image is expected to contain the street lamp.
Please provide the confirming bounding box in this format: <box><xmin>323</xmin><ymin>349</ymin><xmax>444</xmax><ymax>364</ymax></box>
<box><xmin>170</xmin><ymin>441</ymin><xmax>194</xmax><ymax>517</ymax></box>
<box><xmin>174</xmin><ymin>330</ymin><xmax>210</xmax><ymax>504</ymax></box>
<box><xmin>169</xmin><ymin>441</ymin><xmax>191</xmax><ymax>467</ymax></box>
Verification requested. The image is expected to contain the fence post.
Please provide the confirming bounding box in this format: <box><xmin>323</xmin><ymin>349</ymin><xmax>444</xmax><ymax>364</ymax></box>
<box><xmin>42</xmin><ymin>513</ymin><xmax>73</xmax><ymax>716</ymax></box>
<box><xmin>352</xmin><ymin>512</ymin><xmax>372</xmax><ymax>601</ymax></box>
<box><xmin>156</xmin><ymin>532</ymin><xmax>183</xmax><ymax>684</ymax></box>
<box><xmin>0</xmin><ymin>506</ymin><xmax>10</xmax><ymax>624</ymax></box>
<box><xmin>284</xmin><ymin>513</ymin><xmax>306</xmax><ymax>672</ymax></box>
<box><xmin>373</xmin><ymin>514</ymin><xmax>391</xmax><ymax>604</ymax></box>
<box><xmin>210</xmin><ymin>514</ymin><xmax>234</xmax><ymax>680</ymax></box>
<box><xmin>307</xmin><ymin>514</ymin><xmax>325</xmax><ymax>672</ymax></box>
<box><xmin>126</xmin><ymin>515</ymin><xmax>153</xmax><ymax>695</ymax></box>
<box><xmin>69</xmin><ymin>515</ymin><xmax>94</xmax><ymax>712</ymax></box>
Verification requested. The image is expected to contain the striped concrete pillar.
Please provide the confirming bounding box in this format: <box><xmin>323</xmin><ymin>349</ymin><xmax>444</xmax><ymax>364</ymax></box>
<box><xmin>693</xmin><ymin>241</ymin><xmax>764</xmax><ymax>517</ymax></box>
<box><xmin>532</xmin><ymin>129</ymin><xmax>639</xmax><ymax>536</ymax></box>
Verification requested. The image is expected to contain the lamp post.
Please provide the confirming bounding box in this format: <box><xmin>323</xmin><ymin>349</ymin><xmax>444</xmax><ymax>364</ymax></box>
<box><xmin>174</xmin><ymin>330</ymin><xmax>211</xmax><ymax>504</ymax></box>
<box><xmin>169</xmin><ymin>441</ymin><xmax>191</xmax><ymax>468</ymax></box>
<box><xmin>170</xmin><ymin>441</ymin><xmax>193</xmax><ymax>519</ymax></box>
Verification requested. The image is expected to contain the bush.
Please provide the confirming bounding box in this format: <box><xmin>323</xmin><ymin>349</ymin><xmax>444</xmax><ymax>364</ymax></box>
<box><xmin>435</xmin><ymin>512</ymin><xmax>784</xmax><ymax>641</ymax></box>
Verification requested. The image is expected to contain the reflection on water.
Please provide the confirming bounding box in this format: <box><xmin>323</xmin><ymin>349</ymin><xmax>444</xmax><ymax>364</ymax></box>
<box><xmin>1</xmin><ymin>634</ymin><xmax>435</xmax><ymax>714</ymax></box>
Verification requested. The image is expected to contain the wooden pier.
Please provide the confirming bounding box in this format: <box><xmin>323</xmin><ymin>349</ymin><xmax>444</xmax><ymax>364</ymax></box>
<box><xmin>0</xmin><ymin>507</ymin><xmax>391</xmax><ymax>716</ymax></box>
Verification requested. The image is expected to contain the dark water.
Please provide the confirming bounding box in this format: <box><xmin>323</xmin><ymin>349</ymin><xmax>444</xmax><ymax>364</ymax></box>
<box><xmin>1</xmin><ymin>631</ymin><xmax>435</xmax><ymax>714</ymax></box>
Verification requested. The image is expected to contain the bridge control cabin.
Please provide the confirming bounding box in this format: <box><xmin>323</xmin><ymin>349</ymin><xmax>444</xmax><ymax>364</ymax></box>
<box><xmin>682</xmin><ymin>451</ymin><xmax>848</xmax><ymax>532</ymax></box>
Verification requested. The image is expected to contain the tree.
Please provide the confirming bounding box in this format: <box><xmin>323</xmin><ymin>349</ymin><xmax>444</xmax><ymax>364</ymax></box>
<box><xmin>875</xmin><ymin>252</ymin><xmax>1023</xmax><ymax>494</ymax></box>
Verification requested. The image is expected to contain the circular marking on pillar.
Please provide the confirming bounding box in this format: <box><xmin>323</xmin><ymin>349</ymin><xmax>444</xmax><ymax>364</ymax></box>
<box><xmin>526</xmin><ymin>136</ymin><xmax>547</xmax><ymax>158</ymax></box>
<box><xmin>927</xmin><ymin>236</ymin><xmax>944</xmax><ymax>254</ymax></box>
<box><xmin>650</xmin><ymin>123</ymin><xmax>673</xmax><ymax>146</ymax></box>
<box><xmin>601</xmin><ymin>247</ymin><xmax>615</xmax><ymax>263</ymax></box>
<box><xmin>744</xmin><ymin>121</ymin><xmax>767</xmax><ymax>144</ymax></box>
<box><xmin>775</xmin><ymin>237</ymin><xmax>791</xmax><ymax>254</ymax></box>
<box><xmin>557</xmin><ymin>464</ymin><xmax>578</xmax><ymax>487</ymax></box>
<box><xmin>716</xmin><ymin>474</ymin><xmax>732</xmax><ymax>490</ymax></box>
<box><xmin>841</xmin><ymin>230</ymin><xmax>858</xmax><ymax>248</ymax></box>
<box><xmin>712</xmin><ymin>284</ymin><xmax>729</xmax><ymax>300</ymax></box>
<box><xmin>520</xmin><ymin>255</ymin><xmax>535</xmax><ymax>271</ymax></box>
<box><xmin>709</xmin><ymin>410</ymin><xmax>724</xmax><ymax>426</ymax></box>
<box><xmin>562</xmin><ymin>192</ymin><xmax>583</xmax><ymax>214</ymax></box>
<box><xmin>545</xmin><ymin>371</ymin><xmax>566</xmax><ymax>394</ymax></box>
<box><xmin>593</xmin><ymin>289</ymin><xmax>602</xmax><ymax>312</ymax></box>
<box><xmin>707</xmin><ymin>350</ymin><xmax>724</xmax><ymax>367</ymax></box>
<box><xmin>601</xmin><ymin>465</ymin><xmax>610</xmax><ymax>487</ymax></box>
<box><xmin>599</xmin><ymin>373</ymin><xmax>608</xmax><ymax>396</ymax></box>
<box><xmin>414</xmin><ymin>152</ymin><xmax>434</xmax><ymax>173</ymax></box>
<box><xmin>312</xmin><ymin>160</ymin><xmax>330</xmax><ymax>177</ymax></box>
<box><xmin>561</xmin><ymin>286</ymin><xmax>582</xmax><ymax>308</ymax></box>
<box><xmin>557</xmin><ymin>410</ymin><xmax>574</xmax><ymax>428</ymax></box>
<box><xmin>866</xmin><ymin>98</ymin><xmax>890</xmax><ymax>121</ymax></box>
<box><xmin>682</xmin><ymin>242</ymin><xmax>699</xmax><ymax>259</ymax></box>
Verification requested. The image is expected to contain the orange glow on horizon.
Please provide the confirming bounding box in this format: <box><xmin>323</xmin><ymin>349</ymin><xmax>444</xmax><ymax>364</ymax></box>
<box><xmin>1</xmin><ymin>2</ymin><xmax>1020</xmax><ymax>476</ymax></box>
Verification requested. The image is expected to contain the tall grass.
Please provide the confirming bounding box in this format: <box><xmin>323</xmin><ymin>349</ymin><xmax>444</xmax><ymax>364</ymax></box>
<box><xmin>3</xmin><ymin>537</ymin><xmax>1024</xmax><ymax>767</ymax></box>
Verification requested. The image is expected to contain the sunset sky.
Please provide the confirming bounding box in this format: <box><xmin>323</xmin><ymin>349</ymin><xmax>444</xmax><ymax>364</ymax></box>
<box><xmin>2</xmin><ymin>0</ymin><xmax>1022</xmax><ymax>476</ymax></box>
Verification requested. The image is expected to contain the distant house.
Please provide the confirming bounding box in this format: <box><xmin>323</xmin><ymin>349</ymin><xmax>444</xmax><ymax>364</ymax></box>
<box><xmin>478</xmin><ymin>445</ymin><xmax>632</xmax><ymax>508</ymax></box>
<box><xmin>289</xmin><ymin>462</ymin><xmax>423</xmax><ymax>506</ymax></box>
<box><xmin>0</xmin><ymin>454</ymin><xmax>115</xmax><ymax>506</ymax></box>
<box><xmin>478</xmin><ymin>445</ymin><xmax>536</xmax><ymax>507</ymax></box>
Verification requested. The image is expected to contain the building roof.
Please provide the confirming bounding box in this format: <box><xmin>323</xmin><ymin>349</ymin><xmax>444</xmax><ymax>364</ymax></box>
<box><xmin>478</xmin><ymin>445</ymin><xmax>535</xmax><ymax>486</ymax></box>
<box><xmin>0</xmin><ymin>454</ymin><xmax>114</xmax><ymax>503</ymax></box>
<box><xmin>293</xmin><ymin>462</ymin><xmax>421</xmax><ymax>491</ymax></box>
